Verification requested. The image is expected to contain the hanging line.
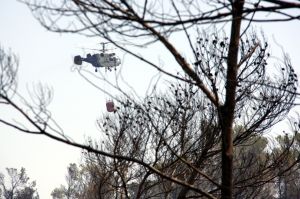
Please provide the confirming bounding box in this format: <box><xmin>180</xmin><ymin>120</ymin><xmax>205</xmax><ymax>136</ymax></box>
<box><xmin>105</xmin><ymin>68</ymin><xmax>116</xmax><ymax>112</ymax></box>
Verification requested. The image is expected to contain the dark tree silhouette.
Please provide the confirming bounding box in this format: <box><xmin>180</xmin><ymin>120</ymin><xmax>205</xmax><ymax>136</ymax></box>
<box><xmin>51</xmin><ymin>81</ymin><xmax>299</xmax><ymax>198</ymax></box>
<box><xmin>0</xmin><ymin>167</ymin><xmax>39</xmax><ymax>199</ymax></box>
<box><xmin>1</xmin><ymin>0</ymin><xmax>300</xmax><ymax>198</ymax></box>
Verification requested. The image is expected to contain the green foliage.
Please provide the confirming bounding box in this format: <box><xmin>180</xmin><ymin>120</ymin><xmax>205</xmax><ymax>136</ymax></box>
<box><xmin>0</xmin><ymin>167</ymin><xmax>39</xmax><ymax>199</ymax></box>
<box><xmin>51</xmin><ymin>163</ymin><xmax>83</xmax><ymax>199</ymax></box>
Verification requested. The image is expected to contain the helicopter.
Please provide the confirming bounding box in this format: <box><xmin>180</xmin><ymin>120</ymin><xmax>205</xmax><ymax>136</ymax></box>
<box><xmin>73</xmin><ymin>42</ymin><xmax>120</xmax><ymax>113</ymax></box>
<box><xmin>74</xmin><ymin>42</ymin><xmax>121</xmax><ymax>72</ymax></box>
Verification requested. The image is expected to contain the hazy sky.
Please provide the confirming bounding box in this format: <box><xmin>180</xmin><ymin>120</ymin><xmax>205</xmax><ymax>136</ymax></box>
<box><xmin>1</xmin><ymin>1</ymin><xmax>300</xmax><ymax>198</ymax></box>
<box><xmin>0</xmin><ymin>0</ymin><xmax>111</xmax><ymax>197</ymax></box>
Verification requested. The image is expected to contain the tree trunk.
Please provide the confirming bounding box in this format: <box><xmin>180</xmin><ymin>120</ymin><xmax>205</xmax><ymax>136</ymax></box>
<box><xmin>221</xmin><ymin>1</ymin><xmax>244</xmax><ymax>199</ymax></box>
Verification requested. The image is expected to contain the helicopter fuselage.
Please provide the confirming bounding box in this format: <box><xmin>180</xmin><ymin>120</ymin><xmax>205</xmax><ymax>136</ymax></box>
<box><xmin>74</xmin><ymin>53</ymin><xmax>121</xmax><ymax>71</ymax></box>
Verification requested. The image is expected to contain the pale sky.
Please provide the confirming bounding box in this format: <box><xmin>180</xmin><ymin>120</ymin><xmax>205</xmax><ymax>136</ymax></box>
<box><xmin>0</xmin><ymin>1</ymin><xmax>300</xmax><ymax>198</ymax></box>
